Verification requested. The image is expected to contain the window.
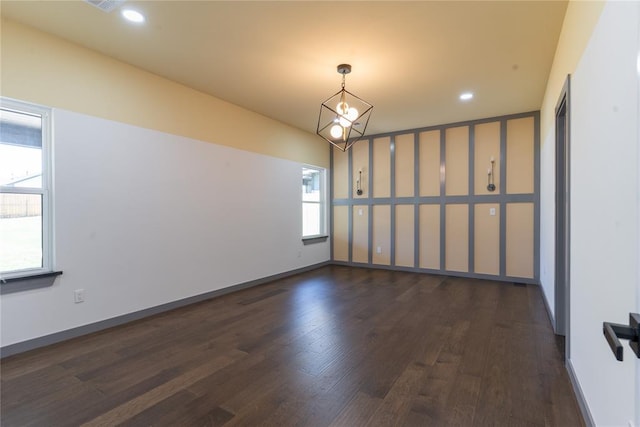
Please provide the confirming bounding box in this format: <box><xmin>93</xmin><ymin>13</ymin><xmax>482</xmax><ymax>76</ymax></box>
<box><xmin>0</xmin><ymin>99</ymin><xmax>53</xmax><ymax>278</ymax></box>
<box><xmin>302</xmin><ymin>166</ymin><xmax>326</xmax><ymax>238</ymax></box>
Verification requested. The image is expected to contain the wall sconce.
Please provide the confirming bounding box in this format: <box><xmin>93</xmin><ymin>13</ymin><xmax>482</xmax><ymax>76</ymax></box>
<box><xmin>356</xmin><ymin>169</ymin><xmax>363</xmax><ymax>195</ymax></box>
<box><xmin>316</xmin><ymin>64</ymin><xmax>373</xmax><ymax>152</ymax></box>
<box><xmin>487</xmin><ymin>156</ymin><xmax>496</xmax><ymax>192</ymax></box>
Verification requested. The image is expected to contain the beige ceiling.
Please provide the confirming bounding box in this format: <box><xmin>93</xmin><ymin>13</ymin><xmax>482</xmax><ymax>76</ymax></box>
<box><xmin>1</xmin><ymin>0</ymin><xmax>568</xmax><ymax>136</ymax></box>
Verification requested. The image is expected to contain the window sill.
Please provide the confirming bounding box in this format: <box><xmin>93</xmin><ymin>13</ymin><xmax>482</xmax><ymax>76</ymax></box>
<box><xmin>1</xmin><ymin>271</ymin><xmax>63</xmax><ymax>294</ymax></box>
<box><xmin>302</xmin><ymin>235</ymin><xmax>329</xmax><ymax>245</ymax></box>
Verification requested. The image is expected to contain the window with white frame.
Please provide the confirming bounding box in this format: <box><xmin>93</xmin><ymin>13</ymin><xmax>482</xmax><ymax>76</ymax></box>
<box><xmin>302</xmin><ymin>166</ymin><xmax>326</xmax><ymax>238</ymax></box>
<box><xmin>0</xmin><ymin>99</ymin><xmax>53</xmax><ymax>278</ymax></box>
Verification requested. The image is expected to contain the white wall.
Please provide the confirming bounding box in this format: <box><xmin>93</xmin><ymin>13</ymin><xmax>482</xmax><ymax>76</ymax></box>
<box><xmin>569</xmin><ymin>1</ymin><xmax>639</xmax><ymax>424</ymax></box>
<box><xmin>539</xmin><ymin>133</ymin><xmax>556</xmax><ymax>318</ymax></box>
<box><xmin>0</xmin><ymin>109</ymin><xmax>330</xmax><ymax>348</ymax></box>
<box><xmin>538</xmin><ymin>1</ymin><xmax>605</xmax><ymax>326</ymax></box>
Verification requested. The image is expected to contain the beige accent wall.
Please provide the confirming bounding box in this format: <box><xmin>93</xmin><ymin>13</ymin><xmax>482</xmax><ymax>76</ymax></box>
<box><xmin>395</xmin><ymin>205</ymin><xmax>414</xmax><ymax>267</ymax></box>
<box><xmin>474</xmin><ymin>122</ymin><xmax>501</xmax><ymax>195</ymax></box>
<box><xmin>1</xmin><ymin>19</ymin><xmax>328</xmax><ymax>168</ymax></box>
<box><xmin>474</xmin><ymin>203</ymin><xmax>500</xmax><ymax>275</ymax></box>
<box><xmin>372</xmin><ymin>205</ymin><xmax>391</xmax><ymax>265</ymax></box>
<box><xmin>445</xmin><ymin>126</ymin><xmax>469</xmax><ymax>196</ymax></box>
<box><xmin>419</xmin><ymin>130</ymin><xmax>441</xmax><ymax>197</ymax></box>
<box><xmin>373</xmin><ymin>137</ymin><xmax>391</xmax><ymax>198</ymax></box>
<box><xmin>332</xmin><ymin>112</ymin><xmax>537</xmax><ymax>282</ymax></box>
<box><xmin>419</xmin><ymin>205</ymin><xmax>440</xmax><ymax>269</ymax></box>
<box><xmin>506</xmin><ymin>117</ymin><xmax>535</xmax><ymax>194</ymax></box>
<box><xmin>352</xmin><ymin>205</ymin><xmax>369</xmax><ymax>264</ymax></box>
<box><xmin>506</xmin><ymin>203</ymin><xmax>534</xmax><ymax>278</ymax></box>
<box><xmin>333</xmin><ymin>206</ymin><xmax>349</xmax><ymax>262</ymax></box>
<box><xmin>395</xmin><ymin>134</ymin><xmax>415</xmax><ymax>197</ymax></box>
<box><xmin>445</xmin><ymin>204</ymin><xmax>469</xmax><ymax>272</ymax></box>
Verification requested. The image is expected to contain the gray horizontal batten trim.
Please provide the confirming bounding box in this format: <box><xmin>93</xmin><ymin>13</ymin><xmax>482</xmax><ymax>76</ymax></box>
<box><xmin>1</xmin><ymin>261</ymin><xmax>331</xmax><ymax>358</ymax></box>
<box><xmin>332</xmin><ymin>110</ymin><xmax>540</xmax><ymax>292</ymax></box>
<box><xmin>330</xmin><ymin>261</ymin><xmax>538</xmax><ymax>285</ymax></box>
<box><xmin>333</xmin><ymin>193</ymin><xmax>534</xmax><ymax>206</ymax></box>
<box><xmin>365</xmin><ymin>110</ymin><xmax>540</xmax><ymax>141</ymax></box>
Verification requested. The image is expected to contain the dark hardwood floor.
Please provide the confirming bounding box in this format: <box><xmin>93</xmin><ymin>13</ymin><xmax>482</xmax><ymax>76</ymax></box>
<box><xmin>1</xmin><ymin>266</ymin><xmax>584</xmax><ymax>426</ymax></box>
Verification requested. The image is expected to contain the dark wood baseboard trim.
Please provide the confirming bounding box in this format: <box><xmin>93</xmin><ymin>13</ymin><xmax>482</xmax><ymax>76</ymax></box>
<box><xmin>0</xmin><ymin>261</ymin><xmax>330</xmax><ymax>358</ymax></box>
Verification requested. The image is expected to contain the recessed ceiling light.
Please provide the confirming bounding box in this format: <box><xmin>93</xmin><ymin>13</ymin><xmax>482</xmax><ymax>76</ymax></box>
<box><xmin>460</xmin><ymin>92</ymin><xmax>474</xmax><ymax>101</ymax></box>
<box><xmin>121</xmin><ymin>9</ymin><xmax>145</xmax><ymax>23</ymax></box>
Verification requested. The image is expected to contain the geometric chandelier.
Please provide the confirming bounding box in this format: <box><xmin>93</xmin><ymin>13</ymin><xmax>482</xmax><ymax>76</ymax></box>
<box><xmin>316</xmin><ymin>64</ymin><xmax>373</xmax><ymax>152</ymax></box>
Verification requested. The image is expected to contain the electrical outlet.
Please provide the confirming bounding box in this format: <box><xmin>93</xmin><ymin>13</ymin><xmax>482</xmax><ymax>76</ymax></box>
<box><xmin>489</xmin><ymin>207</ymin><xmax>496</xmax><ymax>216</ymax></box>
<box><xmin>376</xmin><ymin>246</ymin><xmax>382</xmax><ymax>254</ymax></box>
<box><xmin>74</xmin><ymin>289</ymin><xmax>85</xmax><ymax>304</ymax></box>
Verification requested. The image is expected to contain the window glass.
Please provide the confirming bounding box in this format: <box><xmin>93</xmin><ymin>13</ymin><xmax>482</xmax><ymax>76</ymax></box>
<box><xmin>0</xmin><ymin>100</ymin><xmax>51</xmax><ymax>277</ymax></box>
<box><xmin>302</xmin><ymin>166</ymin><xmax>325</xmax><ymax>238</ymax></box>
<box><xmin>0</xmin><ymin>110</ymin><xmax>43</xmax><ymax>188</ymax></box>
<box><xmin>0</xmin><ymin>193</ymin><xmax>43</xmax><ymax>272</ymax></box>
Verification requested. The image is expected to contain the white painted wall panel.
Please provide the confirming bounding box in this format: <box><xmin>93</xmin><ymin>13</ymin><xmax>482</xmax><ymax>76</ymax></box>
<box><xmin>570</xmin><ymin>2</ymin><xmax>639</xmax><ymax>425</ymax></box>
<box><xmin>0</xmin><ymin>109</ymin><xmax>329</xmax><ymax>347</ymax></box>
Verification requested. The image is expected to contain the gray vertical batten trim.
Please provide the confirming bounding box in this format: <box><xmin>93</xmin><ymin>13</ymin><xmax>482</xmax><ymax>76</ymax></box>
<box><xmin>348</xmin><ymin>147</ymin><xmax>353</xmax><ymax>263</ymax></box>
<box><xmin>468</xmin><ymin>125</ymin><xmax>475</xmax><ymax>274</ymax></box>
<box><xmin>533</xmin><ymin>111</ymin><xmax>541</xmax><ymax>282</ymax></box>
<box><xmin>329</xmin><ymin>146</ymin><xmax>334</xmax><ymax>261</ymax></box>
<box><xmin>368</xmin><ymin>138</ymin><xmax>374</xmax><ymax>264</ymax></box>
<box><xmin>330</xmin><ymin>111</ymin><xmax>540</xmax><ymax>284</ymax></box>
<box><xmin>390</xmin><ymin>135</ymin><xmax>396</xmax><ymax>267</ymax></box>
<box><xmin>414</xmin><ymin>132</ymin><xmax>420</xmax><ymax>268</ymax></box>
<box><xmin>440</xmin><ymin>129</ymin><xmax>447</xmax><ymax>271</ymax></box>
<box><xmin>499</xmin><ymin>120</ymin><xmax>508</xmax><ymax>276</ymax></box>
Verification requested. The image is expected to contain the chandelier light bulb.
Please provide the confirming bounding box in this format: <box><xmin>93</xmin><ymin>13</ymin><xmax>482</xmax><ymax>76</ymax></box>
<box><xmin>346</xmin><ymin>107</ymin><xmax>359</xmax><ymax>121</ymax></box>
<box><xmin>338</xmin><ymin>116</ymin><xmax>352</xmax><ymax>128</ymax></box>
<box><xmin>336</xmin><ymin>101</ymin><xmax>349</xmax><ymax>115</ymax></box>
<box><xmin>330</xmin><ymin>124</ymin><xmax>343</xmax><ymax>139</ymax></box>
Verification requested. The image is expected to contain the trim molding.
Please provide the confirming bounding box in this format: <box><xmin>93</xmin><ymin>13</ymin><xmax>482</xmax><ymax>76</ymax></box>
<box><xmin>0</xmin><ymin>261</ymin><xmax>330</xmax><ymax>358</ymax></box>
<box><xmin>566</xmin><ymin>359</ymin><xmax>595</xmax><ymax>427</ymax></box>
<box><xmin>540</xmin><ymin>281</ymin><xmax>556</xmax><ymax>330</ymax></box>
<box><xmin>1</xmin><ymin>271</ymin><xmax>63</xmax><ymax>294</ymax></box>
<box><xmin>331</xmin><ymin>110</ymin><xmax>540</xmax><ymax>285</ymax></box>
<box><xmin>330</xmin><ymin>260</ymin><xmax>538</xmax><ymax>284</ymax></box>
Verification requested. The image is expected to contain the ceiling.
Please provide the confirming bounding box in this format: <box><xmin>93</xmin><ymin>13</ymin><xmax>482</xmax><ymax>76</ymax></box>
<box><xmin>1</xmin><ymin>1</ymin><xmax>568</xmax><ymax>136</ymax></box>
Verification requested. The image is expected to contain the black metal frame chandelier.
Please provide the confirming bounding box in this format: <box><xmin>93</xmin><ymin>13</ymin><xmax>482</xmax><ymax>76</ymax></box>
<box><xmin>316</xmin><ymin>64</ymin><xmax>373</xmax><ymax>152</ymax></box>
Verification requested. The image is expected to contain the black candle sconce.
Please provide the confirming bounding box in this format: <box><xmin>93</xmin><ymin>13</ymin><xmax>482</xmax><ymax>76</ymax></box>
<box><xmin>487</xmin><ymin>157</ymin><xmax>496</xmax><ymax>192</ymax></box>
<box><xmin>356</xmin><ymin>169</ymin><xmax>363</xmax><ymax>195</ymax></box>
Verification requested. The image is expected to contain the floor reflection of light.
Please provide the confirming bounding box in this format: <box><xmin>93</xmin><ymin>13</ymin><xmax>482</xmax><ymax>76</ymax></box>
<box><xmin>287</xmin><ymin>278</ymin><xmax>348</xmax><ymax>379</ymax></box>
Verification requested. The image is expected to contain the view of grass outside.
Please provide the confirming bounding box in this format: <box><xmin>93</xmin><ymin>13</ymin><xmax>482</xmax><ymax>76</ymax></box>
<box><xmin>1</xmin><ymin>106</ymin><xmax>45</xmax><ymax>275</ymax></box>
<box><xmin>0</xmin><ymin>216</ymin><xmax>42</xmax><ymax>273</ymax></box>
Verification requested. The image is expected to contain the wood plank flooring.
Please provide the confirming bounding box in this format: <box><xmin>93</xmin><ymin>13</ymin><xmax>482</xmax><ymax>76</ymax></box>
<box><xmin>1</xmin><ymin>266</ymin><xmax>584</xmax><ymax>426</ymax></box>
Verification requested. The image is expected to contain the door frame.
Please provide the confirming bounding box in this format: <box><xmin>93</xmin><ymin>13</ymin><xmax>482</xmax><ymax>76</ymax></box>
<box><xmin>554</xmin><ymin>75</ymin><xmax>571</xmax><ymax>351</ymax></box>
<box><xmin>635</xmin><ymin>5</ymin><xmax>640</xmax><ymax>423</ymax></box>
